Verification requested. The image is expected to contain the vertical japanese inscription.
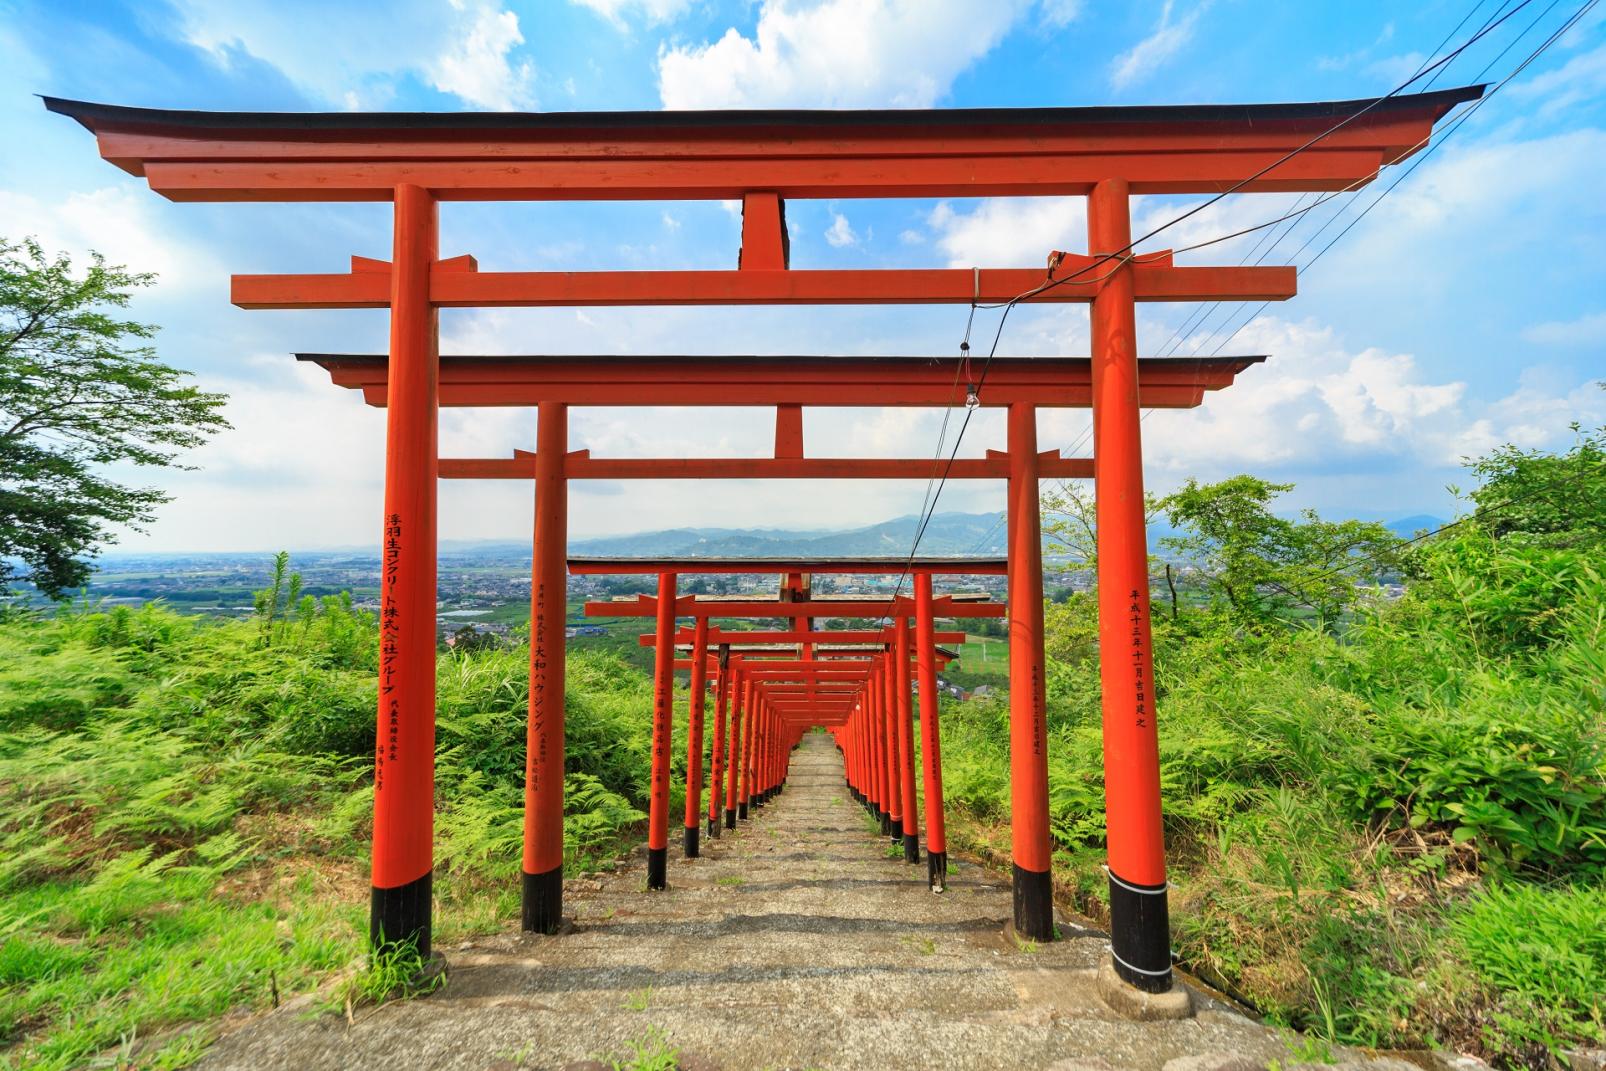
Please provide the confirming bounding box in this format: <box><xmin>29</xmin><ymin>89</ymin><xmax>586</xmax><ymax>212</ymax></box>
<box><xmin>530</xmin><ymin>578</ymin><xmax>546</xmax><ymax>796</ymax></box>
<box><xmin>378</xmin><ymin>512</ymin><xmax>402</xmax><ymax>793</ymax></box>
<box><xmin>1129</xmin><ymin>587</ymin><xmax>1149</xmax><ymax>731</ymax></box>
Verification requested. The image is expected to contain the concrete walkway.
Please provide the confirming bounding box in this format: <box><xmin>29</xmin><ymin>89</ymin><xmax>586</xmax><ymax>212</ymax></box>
<box><xmin>198</xmin><ymin>734</ymin><xmax>1409</xmax><ymax>1071</ymax></box>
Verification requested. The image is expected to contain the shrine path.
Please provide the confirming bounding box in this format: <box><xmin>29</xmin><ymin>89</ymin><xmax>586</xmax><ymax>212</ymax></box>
<box><xmin>197</xmin><ymin>734</ymin><xmax>1416</xmax><ymax>1071</ymax></box>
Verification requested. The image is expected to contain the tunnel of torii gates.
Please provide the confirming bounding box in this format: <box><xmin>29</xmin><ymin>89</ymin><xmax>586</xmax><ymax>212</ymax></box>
<box><xmin>48</xmin><ymin>84</ymin><xmax>1476</xmax><ymax>1000</ymax></box>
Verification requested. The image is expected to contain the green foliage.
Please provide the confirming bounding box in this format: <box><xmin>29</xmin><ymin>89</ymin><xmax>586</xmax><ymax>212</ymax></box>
<box><xmin>1449</xmin><ymin>883</ymin><xmax>1606</xmax><ymax>1058</ymax></box>
<box><xmin>1160</xmin><ymin>475</ymin><xmax>1402</xmax><ymax>628</ymax></box>
<box><xmin>935</xmin><ymin>434</ymin><xmax>1606</xmax><ymax>1067</ymax></box>
<box><xmin>0</xmin><ymin>568</ymin><xmax>667</xmax><ymax>1069</ymax></box>
<box><xmin>329</xmin><ymin>935</ymin><xmax>445</xmax><ymax>1017</ymax></box>
<box><xmin>0</xmin><ymin>237</ymin><xmax>229</xmax><ymax>597</ymax></box>
<box><xmin>1467</xmin><ymin>419</ymin><xmax>1606</xmax><ymax>553</ymax></box>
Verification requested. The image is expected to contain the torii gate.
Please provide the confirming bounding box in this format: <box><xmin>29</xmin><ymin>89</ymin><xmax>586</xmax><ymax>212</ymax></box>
<box><xmin>569</xmin><ymin>555</ymin><xmax>998</xmax><ymax>890</ymax></box>
<box><xmin>47</xmin><ymin>86</ymin><xmax>1477</xmax><ymax>1006</ymax></box>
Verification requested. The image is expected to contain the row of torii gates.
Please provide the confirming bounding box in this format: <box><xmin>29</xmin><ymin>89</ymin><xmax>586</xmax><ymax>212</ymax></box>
<box><xmin>49</xmin><ymin>85</ymin><xmax>1473</xmax><ymax>1005</ymax></box>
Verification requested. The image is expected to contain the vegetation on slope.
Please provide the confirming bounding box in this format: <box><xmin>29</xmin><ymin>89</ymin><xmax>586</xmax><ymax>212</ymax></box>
<box><xmin>935</xmin><ymin>425</ymin><xmax>1605</xmax><ymax>1066</ymax></box>
<box><xmin>0</xmin><ymin>592</ymin><xmax>672</xmax><ymax>1070</ymax></box>
<box><xmin>0</xmin><ymin>426</ymin><xmax>1600</xmax><ymax>1069</ymax></box>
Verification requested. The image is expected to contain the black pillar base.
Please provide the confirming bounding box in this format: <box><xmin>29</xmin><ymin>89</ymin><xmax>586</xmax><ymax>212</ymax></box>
<box><xmin>928</xmin><ymin>851</ymin><xmax>948</xmax><ymax>892</ymax></box>
<box><xmin>738</xmin><ymin>801</ymin><xmax>748</xmax><ymax>820</ymax></box>
<box><xmin>902</xmin><ymin>833</ymin><xmax>920</xmax><ymax>864</ymax></box>
<box><xmin>647</xmin><ymin>846</ymin><xmax>667</xmax><ymax>890</ymax></box>
<box><xmin>683</xmin><ymin>825</ymin><xmax>700</xmax><ymax>858</ymax></box>
<box><xmin>1108</xmin><ymin>870</ymin><xmax>1173</xmax><ymax>993</ymax></box>
<box><xmin>521</xmin><ymin>866</ymin><xmax>563</xmax><ymax>934</ymax></box>
<box><xmin>879</xmin><ymin>812</ymin><xmax>893</xmax><ymax>835</ymax></box>
<box><xmin>707</xmin><ymin>816</ymin><xmax>721</xmax><ymax>839</ymax></box>
<box><xmin>370</xmin><ymin>870</ymin><xmax>432</xmax><ymax>957</ymax></box>
<box><xmin>724</xmin><ymin>808</ymin><xmax>736</xmax><ymax>830</ymax></box>
<box><xmin>1012</xmin><ymin>863</ymin><xmax>1055</xmax><ymax>941</ymax></box>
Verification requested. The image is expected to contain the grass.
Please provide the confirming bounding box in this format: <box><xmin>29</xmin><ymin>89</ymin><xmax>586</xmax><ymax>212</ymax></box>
<box><xmin>0</xmin><ymin>598</ymin><xmax>679</xmax><ymax>1070</ymax></box>
<box><xmin>608</xmin><ymin>1026</ymin><xmax>680</xmax><ymax>1071</ymax></box>
<box><xmin>921</xmin><ymin>525</ymin><xmax>1606</xmax><ymax>1068</ymax></box>
<box><xmin>3</xmin><ymin>458</ymin><xmax>1603</xmax><ymax>1069</ymax></box>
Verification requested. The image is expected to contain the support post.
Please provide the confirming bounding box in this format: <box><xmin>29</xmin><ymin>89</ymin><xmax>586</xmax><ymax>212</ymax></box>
<box><xmin>738</xmin><ymin>679</ymin><xmax>755</xmax><ymax>819</ymax></box>
<box><xmin>708</xmin><ymin>645</ymin><xmax>730</xmax><ymax>838</ymax></box>
<box><xmin>884</xmin><ymin>658</ymin><xmax>902</xmax><ymax>843</ymax></box>
<box><xmin>895</xmin><ymin>615</ymin><xmax>921</xmax><ymax>864</ymax></box>
<box><xmin>1090</xmin><ymin>178</ymin><xmax>1174</xmax><ymax>994</ymax></box>
<box><xmin>522</xmin><ymin>401</ymin><xmax>567</xmax><ymax>932</ymax></box>
<box><xmin>915</xmin><ymin>574</ymin><xmax>949</xmax><ymax>891</ymax></box>
<box><xmin>683</xmin><ymin>616</ymin><xmax>710</xmax><ymax>857</ymax></box>
<box><xmin>647</xmin><ymin>572</ymin><xmax>676</xmax><ymax>889</ymax></box>
<box><xmin>370</xmin><ymin>184</ymin><xmax>438</xmax><ymax>958</ymax></box>
<box><xmin>1008</xmin><ymin>402</ymin><xmax>1055</xmax><ymax>941</ymax></box>
<box><xmin>724</xmin><ymin>669</ymin><xmax>743</xmax><ymax>829</ymax></box>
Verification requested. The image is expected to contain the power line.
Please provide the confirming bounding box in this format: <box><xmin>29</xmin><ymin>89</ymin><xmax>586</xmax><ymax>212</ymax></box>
<box><xmin>881</xmin><ymin>0</ymin><xmax>1553</xmax><ymax>624</ymax></box>
<box><xmin>1196</xmin><ymin>0</ymin><xmax>1596</xmax><ymax>362</ymax></box>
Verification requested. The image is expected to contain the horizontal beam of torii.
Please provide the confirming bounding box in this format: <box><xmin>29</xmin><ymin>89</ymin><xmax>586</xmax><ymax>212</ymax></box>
<box><xmin>641</xmin><ymin>629</ymin><xmax>968</xmax><ymax>646</ymax></box>
<box><xmin>586</xmin><ymin>595</ymin><xmax>1003</xmax><ymax>619</ymax></box>
<box><xmin>299</xmin><ymin>354</ymin><xmax>1264</xmax><ymax>409</ymax></box>
<box><xmin>573</xmin><ymin>555</ymin><xmax>1007</xmax><ymax>576</ymax></box>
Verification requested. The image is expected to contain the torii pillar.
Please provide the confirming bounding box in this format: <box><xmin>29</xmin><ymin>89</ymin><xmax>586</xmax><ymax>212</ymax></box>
<box><xmin>1091</xmin><ymin>178</ymin><xmax>1176</xmax><ymax>997</ymax></box>
<box><xmin>370</xmin><ymin>185</ymin><xmax>439</xmax><ymax>956</ymax></box>
<box><xmin>523</xmin><ymin>401</ymin><xmax>568</xmax><ymax>931</ymax></box>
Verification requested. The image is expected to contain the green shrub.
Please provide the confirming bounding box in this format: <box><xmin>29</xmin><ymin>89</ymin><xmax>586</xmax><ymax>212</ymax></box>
<box><xmin>1450</xmin><ymin>883</ymin><xmax>1606</xmax><ymax>1059</ymax></box>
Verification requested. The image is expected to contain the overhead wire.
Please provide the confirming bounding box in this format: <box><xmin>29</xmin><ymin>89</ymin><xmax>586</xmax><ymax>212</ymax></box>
<box><xmin>877</xmin><ymin>0</ymin><xmax>1561</xmax><ymax>619</ymax></box>
<box><xmin>1195</xmin><ymin>0</ymin><xmax>1596</xmax><ymax>363</ymax></box>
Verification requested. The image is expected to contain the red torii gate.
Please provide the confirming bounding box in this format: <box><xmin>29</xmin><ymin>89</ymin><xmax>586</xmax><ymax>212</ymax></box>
<box><xmin>47</xmin><ymin>86</ymin><xmax>1476</xmax><ymax>1007</ymax></box>
<box><xmin>570</xmin><ymin>556</ymin><xmax>996</xmax><ymax>888</ymax></box>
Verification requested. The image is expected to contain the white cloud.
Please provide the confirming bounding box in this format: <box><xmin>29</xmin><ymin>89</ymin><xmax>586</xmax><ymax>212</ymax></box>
<box><xmin>429</xmin><ymin>0</ymin><xmax>536</xmax><ymax>110</ymax></box>
<box><xmin>1109</xmin><ymin>1</ymin><xmax>1206</xmax><ymax>92</ymax></box>
<box><xmin>571</xmin><ymin>0</ymin><xmax>693</xmax><ymax>27</ymax></box>
<box><xmin>657</xmin><ymin>0</ymin><xmax>1030</xmax><ymax>109</ymax></box>
<box><xmin>1038</xmin><ymin>0</ymin><xmax>1083</xmax><ymax>28</ymax></box>
<box><xmin>1522</xmin><ymin>311</ymin><xmax>1606</xmax><ymax>347</ymax></box>
<box><xmin>1507</xmin><ymin>40</ymin><xmax>1606</xmax><ymax>120</ymax></box>
<box><xmin>927</xmin><ymin>198</ymin><xmax>1087</xmax><ymax>267</ymax></box>
<box><xmin>1143</xmin><ymin>316</ymin><xmax>1602</xmax><ymax>480</ymax></box>
<box><xmin>824</xmin><ymin>212</ymin><xmax>858</xmax><ymax>247</ymax></box>
<box><xmin>0</xmin><ymin>186</ymin><xmax>222</xmax><ymax>294</ymax></box>
<box><xmin>170</xmin><ymin>0</ymin><xmax>535</xmax><ymax>110</ymax></box>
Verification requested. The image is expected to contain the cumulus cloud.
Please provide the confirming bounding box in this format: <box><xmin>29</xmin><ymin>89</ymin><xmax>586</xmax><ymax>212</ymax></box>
<box><xmin>429</xmin><ymin>0</ymin><xmax>536</xmax><ymax>110</ymax></box>
<box><xmin>1109</xmin><ymin>1</ymin><xmax>1206</xmax><ymax>92</ymax></box>
<box><xmin>927</xmin><ymin>198</ymin><xmax>1086</xmax><ymax>267</ymax></box>
<box><xmin>824</xmin><ymin>212</ymin><xmax>858</xmax><ymax>247</ymax></box>
<box><xmin>170</xmin><ymin>0</ymin><xmax>535</xmax><ymax>109</ymax></box>
<box><xmin>658</xmin><ymin>0</ymin><xmax>1031</xmax><ymax>109</ymax></box>
<box><xmin>1143</xmin><ymin>316</ymin><xmax>1602</xmax><ymax>480</ymax></box>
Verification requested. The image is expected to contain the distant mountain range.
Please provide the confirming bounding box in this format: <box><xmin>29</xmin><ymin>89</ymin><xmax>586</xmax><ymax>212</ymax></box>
<box><xmin>565</xmin><ymin>512</ymin><xmax>1010</xmax><ymax>558</ymax></box>
<box><xmin>469</xmin><ymin>509</ymin><xmax>1446</xmax><ymax>561</ymax></box>
<box><xmin>102</xmin><ymin>510</ymin><xmax>1449</xmax><ymax>565</ymax></box>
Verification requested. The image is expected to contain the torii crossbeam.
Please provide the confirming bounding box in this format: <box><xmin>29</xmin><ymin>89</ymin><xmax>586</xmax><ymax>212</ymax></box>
<box><xmin>47</xmin><ymin>84</ymin><xmax>1478</xmax><ymax>1007</ymax></box>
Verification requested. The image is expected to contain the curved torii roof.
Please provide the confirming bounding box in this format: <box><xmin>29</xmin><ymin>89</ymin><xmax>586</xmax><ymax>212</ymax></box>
<box><xmin>42</xmin><ymin>88</ymin><xmax>1482</xmax><ymax>199</ymax></box>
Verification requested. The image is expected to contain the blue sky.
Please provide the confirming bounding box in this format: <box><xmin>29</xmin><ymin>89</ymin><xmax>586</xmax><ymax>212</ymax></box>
<box><xmin>2</xmin><ymin>0</ymin><xmax>1603</xmax><ymax>551</ymax></box>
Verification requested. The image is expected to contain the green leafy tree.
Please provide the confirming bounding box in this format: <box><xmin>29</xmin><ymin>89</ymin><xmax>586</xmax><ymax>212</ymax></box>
<box><xmin>1465</xmin><ymin>417</ymin><xmax>1606</xmax><ymax>552</ymax></box>
<box><xmin>1160</xmin><ymin>475</ymin><xmax>1402</xmax><ymax>628</ymax></box>
<box><xmin>0</xmin><ymin>238</ymin><xmax>228</xmax><ymax>597</ymax></box>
